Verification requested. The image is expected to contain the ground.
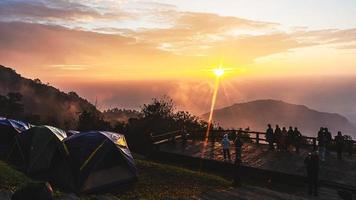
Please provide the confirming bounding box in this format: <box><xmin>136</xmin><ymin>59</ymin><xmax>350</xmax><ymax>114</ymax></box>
<box><xmin>160</xmin><ymin>140</ymin><xmax>356</xmax><ymax>188</ymax></box>
<box><xmin>0</xmin><ymin>157</ymin><xmax>231</xmax><ymax>200</ymax></box>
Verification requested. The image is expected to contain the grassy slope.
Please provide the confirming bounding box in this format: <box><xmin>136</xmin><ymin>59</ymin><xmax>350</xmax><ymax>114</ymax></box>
<box><xmin>0</xmin><ymin>161</ymin><xmax>31</xmax><ymax>192</ymax></box>
<box><xmin>113</xmin><ymin>159</ymin><xmax>231</xmax><ymax>199</ymax></box>
<box><xmin>0</xmin><ymin>159</ymin><xmax>231</xmax><ymax>200</ymax></box>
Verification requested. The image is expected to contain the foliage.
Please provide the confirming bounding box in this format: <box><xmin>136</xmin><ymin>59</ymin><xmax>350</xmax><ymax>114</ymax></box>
<box><xmin>77</xmin><ymin>110</ymin><xmax>111</xmax><ymax>131</ymax></box>
<box><xmin>124</xmin><ymin>96</ymin><xmax>208</xmax><ymax>153</ymax></box>
<box><xmin>0</xmin><ymin>92</ymin><xmax>24</xmax><ymax>119</ymax></box>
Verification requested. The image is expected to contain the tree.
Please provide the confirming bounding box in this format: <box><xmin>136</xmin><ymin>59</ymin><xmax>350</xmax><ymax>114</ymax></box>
<box><xmin>0</xmin><ymin>92</ymin><xmax>24</xmax><ymax>118</ymax></box>
<box><xmin>141</xmin><ymin>96</ymin><xmax>175</xmax><ymax>119</ymax></box>
<box><xmin>77</xmin><ymin>110</ymin><xmax>111</xmax><ymax>131</ymax></box>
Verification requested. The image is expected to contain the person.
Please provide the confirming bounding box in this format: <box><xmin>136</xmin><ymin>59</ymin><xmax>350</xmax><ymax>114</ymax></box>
<box><xmin>233</xmin><ymin>133</ymin><xmax>243</xmax><ymax>186</ymax></box>
<box><xmin>345</xmin><ymin>136</ymin><xmax>353</xmax><ymax>156</ymax></box>
<box><xmin>335</xmin><ymin>131</ymin><xmax>345</xmax><ymax>160</ymax></box>
<box><xmin>266</xmin><ymin>124</ymin><xmax>274</xmax><ymax>150</ymax></box>
<box><xmin>234</xmin><ymin>132</ymin><xmax>243</xmax><ymax>163</ymax></box>
<box><xmin>274</xmin><ymin>124</ymin><xmax>282</xmax><ymax>150</ymax></box>
<box><xmin>221</xmin><ymin>134</ymin><xmax>231</xmax><ymax>161</ymax></box>
<box><xmin>294</xmin><ymin>127</ymin><xmax>302</xmax><ymax>153</ymax></box>
<box><xmin>287</xmin><ymin>126</ymin><xmax>294</xmax><ymax>151</ymax></box>
<box><xmin>279</xmin><ymin>126</ymin><xmax>287</xmax><ymax>151</ymax></box>
<box><xmin>317</xmin><ymin>129</ymin><xmax>327</xmax><ymax>161</ymax></box>
<box><xmin>304</xmin><ymin>151</ymin><xmax>319</xmax><ymax>196</ymax></box>
<box><xmin>324</xmin><ymin>128</ymin><xmax>332</xmax><ymax>154</ymax></box>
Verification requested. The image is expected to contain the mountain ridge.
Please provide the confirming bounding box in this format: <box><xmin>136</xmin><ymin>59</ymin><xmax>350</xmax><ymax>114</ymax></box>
<box><xmin>202</xmin><ymin>99</ymin><xmax>356</xmax><ymax>137</ymax></box>
<box><xmin>0</xmin><ymin>65</ymin><xmax>98</xmax><ymax>129</ymax></box>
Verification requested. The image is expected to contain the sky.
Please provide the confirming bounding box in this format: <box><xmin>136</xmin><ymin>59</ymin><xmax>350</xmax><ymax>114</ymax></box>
<box><xmin>1</xmin><ymin>0</ymin><xmax>356</xmax><ymax>123</ymax></box>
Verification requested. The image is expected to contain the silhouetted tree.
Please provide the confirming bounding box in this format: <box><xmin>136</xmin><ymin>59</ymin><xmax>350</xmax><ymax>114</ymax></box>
<box><xmin>0</xmin><ymin>92</ymin><xmax>24</xmax><ymax>118</ymax></box>
<box><xmin>77</xmin><ymin>110</ymin><xmax>111</xmax><ymax>131</ymax></box>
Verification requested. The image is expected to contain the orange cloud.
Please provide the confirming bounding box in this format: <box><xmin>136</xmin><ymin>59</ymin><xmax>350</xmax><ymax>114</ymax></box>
<box><xmin>0</xmin><ymin>1</ymin><xmax>132</xmax><ymax>22</ymax></box>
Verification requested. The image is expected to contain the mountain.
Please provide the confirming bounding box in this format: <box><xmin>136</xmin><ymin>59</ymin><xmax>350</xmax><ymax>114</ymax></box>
<box><xmin>201</xmin><ymin>99</ymin><xmax>356</xmax><ymax>137</ymax></box>
<box><xmin>0</xmin><ymin>65</ymin><xmax>98</xmax><ymax>129</ymax></box>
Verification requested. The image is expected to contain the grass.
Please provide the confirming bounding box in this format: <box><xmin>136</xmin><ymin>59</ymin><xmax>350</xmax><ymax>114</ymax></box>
<box><xmin>0</xmin><ymin>161</ymin><xmax>31</xmax><ymax>192</ymax></box>
<box><xmin>111</xmin><ymin>159</ymin><xmax>232</xmax><ymax>199</ymax></box>
<box><xmin>1</xmin><ymin>158</ymin><xmax>231</xmax><ymax>200</ymax></box>
<box><xmin>0</xmin><ymin>161</ymin><xmax>63</xmax><ymax>197</ymax></box>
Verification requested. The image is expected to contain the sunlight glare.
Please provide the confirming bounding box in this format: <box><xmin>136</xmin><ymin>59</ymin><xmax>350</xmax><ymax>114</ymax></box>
<box><xmin>214</xmin><ymin>68</ymin><xmax>225</xmax><ymax>77</ymax></box>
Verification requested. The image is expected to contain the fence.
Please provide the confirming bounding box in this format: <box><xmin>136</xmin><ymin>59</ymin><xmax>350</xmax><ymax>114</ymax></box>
<box><xmin>151</xmin><ymin>129</ymin><xmax>356</xmax><ymax>153</ymax></box>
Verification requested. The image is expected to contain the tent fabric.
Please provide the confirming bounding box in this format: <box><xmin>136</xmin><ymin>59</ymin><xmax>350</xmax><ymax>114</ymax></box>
<box><xmin>7</xmin><ymin>125</ymin><xmax>67</xmax><ymax>175</ymax></box>
<box><xmin>0</xmin><ymin>118</ymin><xmax>32</xmax><ymax>133</ymax></box>
<box><xmin>0</xmin><ymin>118</ymin><xmax>31</xmax><ymax>158</ymax></box>
<box><xmin>56</xmin><ymin>131</ymin><xmax>137</xmax><ymax>193</ymax></box>
<box><xmin>66</xmin><ymin>130</ymin><xmax>80</xmax><ymax>137</ymax></box>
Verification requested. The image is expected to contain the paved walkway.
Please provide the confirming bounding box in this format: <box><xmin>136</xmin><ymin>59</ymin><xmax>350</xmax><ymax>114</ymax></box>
<box><xmin>160</xmin><ymin>140</ymin><xmax>356</xmax><ymax>188</ymax></box>
<box><xmin>197</xmin><ymin>185</ymin><xmax>347</xmax><ymax>200</ymax></box>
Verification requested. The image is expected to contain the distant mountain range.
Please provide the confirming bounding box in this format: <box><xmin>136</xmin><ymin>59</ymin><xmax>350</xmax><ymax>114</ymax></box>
<box><xmin>201</xmin><ymin>99</ymin><xmax>356</xmax><ymax>137</ymax></box>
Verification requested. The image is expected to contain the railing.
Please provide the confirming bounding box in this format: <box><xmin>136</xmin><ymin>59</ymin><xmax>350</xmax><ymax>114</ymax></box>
<box><xmin>188</xmin><ymin>129</ymin><xmax>355</xmax><ymax>152</ymax></box>
<box><xmin>150</xmin><ymin>129</ymin><xmax>355</xmax><ymax>153</ymax></box>
<box><xmin>151</xmin><ymin>130</ymin><xmax>184</xmax><ymax>145</ymax></box>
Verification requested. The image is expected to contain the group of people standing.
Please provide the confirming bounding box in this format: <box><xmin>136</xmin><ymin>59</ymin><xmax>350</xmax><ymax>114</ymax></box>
<box><xmin>305</xmin><ymin>127</ymin><xmax>349</xmax><ymax>196</ymax></box>
<box><xmin>218</xmin><ymin>125</ymin><xmax>353</xmax><ymax>197</ymax></box>
<box><xmin>317</xmin><ymin>127</ymin><xmax>346</xmax><ymax>161</ymax></box>
<box><xmin>266</xmin><ymin>124</ymin><xmax>303</xmax><ymax>153</ymax></box>
<box><xmin>221</xmin><ymin>131</ymin><xmax>244</xmax><ymax>163</ymax></box>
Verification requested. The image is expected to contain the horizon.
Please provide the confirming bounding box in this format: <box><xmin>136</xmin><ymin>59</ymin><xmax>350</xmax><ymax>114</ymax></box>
<box><xmin>1</xmin><ymin>0</ymin><xmax>356</xmax><ymax>124</ymax></box>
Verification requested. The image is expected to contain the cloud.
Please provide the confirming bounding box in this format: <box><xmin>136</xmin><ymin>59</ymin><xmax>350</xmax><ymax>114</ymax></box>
<box><xmin>292</xmin><ymin>28</ymin><xmax>356</xmax><ymax>48</ymax></box>
<box><xmin>0</xmin><ymin>0</ymin><xmax>132</xmax><ymax>23</ymax></box>
<box><xmin>0</xmin><ymin>20</ymin><xmax>309</xmax><ymax>81</ymax></box>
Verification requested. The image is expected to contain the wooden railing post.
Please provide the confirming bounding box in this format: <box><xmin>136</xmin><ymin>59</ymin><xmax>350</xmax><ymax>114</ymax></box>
<box><xmin>313</xmin><ymin>138</ymin><xmax>317</xmax><ymax>150</ymax></box>
<box><xmin>256</xmin><ymin>132</ymin><xmax>260</xmax><ymax>144</ymax></box>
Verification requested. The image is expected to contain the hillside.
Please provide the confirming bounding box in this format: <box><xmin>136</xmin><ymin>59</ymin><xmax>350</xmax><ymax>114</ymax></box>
<box><xmin>0</xmin><ymin>159</ymin><xmax>230</xmax><ymax>200</ymax></box>
<box><xmin>202</xmin><ymin>99</ymin><xmax>356</xmax><ymax>137</ymax></box>
<box><xmin>0</xmin><ymin>65</ymin><xmax>98</xmax><ymax>129</ymax></box>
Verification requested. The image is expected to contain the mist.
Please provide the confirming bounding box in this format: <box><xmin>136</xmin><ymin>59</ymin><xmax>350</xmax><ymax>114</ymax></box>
<box><xmin>53</xmin><ymin>75</ymin><xmax>356</xmax><ymax>125</ymax></box>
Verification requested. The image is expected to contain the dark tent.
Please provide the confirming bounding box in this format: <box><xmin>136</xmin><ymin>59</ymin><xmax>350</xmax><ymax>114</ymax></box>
<box><xmin>0</xmin><ymin>118</ymin><xmax>31</xmax><ymax>158</ymax></box>
<box><xmin>7</xmin><ymin>125</ymin><xmax>67</xmax><ymax>175</ymax></box>
<box><xmin>66</xmin><ymin>130</ymin><xmax>80</xmax><ymax>137</ymax></box>
<box><xmin>55</xmin><ymin>131</ymin><xmax>137</xmax><ymax>193</ymax></box>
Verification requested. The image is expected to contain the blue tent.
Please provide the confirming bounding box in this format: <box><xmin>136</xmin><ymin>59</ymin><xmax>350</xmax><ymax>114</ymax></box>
<box><xmin>0</xmin><ymin>118</ymin><xmax>31</xmax><ymax>158</ymax></box>
<box><xmin>66</xmin><ymin>130</ymin><xmax>80</xmax><ymax>137</ymax></box>
<box><xmin>55</xmin><ymin>131</ymin><xmax>137</xmax><ymax>193</ymax></box>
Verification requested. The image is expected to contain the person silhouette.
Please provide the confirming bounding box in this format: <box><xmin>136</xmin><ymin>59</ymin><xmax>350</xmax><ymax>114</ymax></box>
<box><xmin>304</xmin><ymin>151</ymin><xmax>319</xmax><ymax>196</ymax></box>
<box><xmin>266</xmin><ymin>124</ymin><xmax>274</xmax><ymax>150</ymax></box>
<box><xmin>293</xmin><ymin>127</ymin><xmax>302</xmax><ymax>153</ymax></box>
<box><xmin>275</xmin><ymin>125</ymin><xmax>282</xmax><ymax>150</ymax></box>
<box><xmin>317</xmin><ymin>128</ymin><xmax>327</xmax><ymax>161</ymax></box>
<box><xmin>279</xmin><ymin>126</ymin><xmax>287</xmax><ymax>151</ymax></box>
<box><xmin>221</xmin><ymin>134</ymin><xmax>231</xmax><ymax>161</ymax></box>
<box><xmin>335</xmin><ymin>131</ymin><xmax>345</xmax><ymax>160</ymax></box>
<box><xmin>233</xmin><ymin>132</ymin><xmax>243</xmax><ymax>186</ymax></box>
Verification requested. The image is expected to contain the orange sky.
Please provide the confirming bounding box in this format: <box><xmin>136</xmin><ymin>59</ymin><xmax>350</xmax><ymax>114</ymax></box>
<box><xmin>1</xmin><ymin>0</ymin><xmax>356</xmax><ymax>122</ymax></box>
<box><xmin>1</xmin><ymin>1</ymin><xmax>356</xmax><ymax>83</ymax></box>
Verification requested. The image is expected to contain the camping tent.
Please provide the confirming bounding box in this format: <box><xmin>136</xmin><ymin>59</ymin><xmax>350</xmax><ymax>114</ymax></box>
<box><xmin>66</xmin><ymin>130</ymin><xmax>80</xmax><ymax>137</ymax></box>
<box><xmin>7</xmin><ymin>125</ymin><xmax>67</xmax><ymax>175</ymax></box>
<box><xmin>55</xmin><ymin>131</ymin><xmax>137</xmax><ymax>193</ymax></box>
<box><xmin>0</xmin><ymin>118</ymin><xmax>31</xmax><ymax>158</ymax></box>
